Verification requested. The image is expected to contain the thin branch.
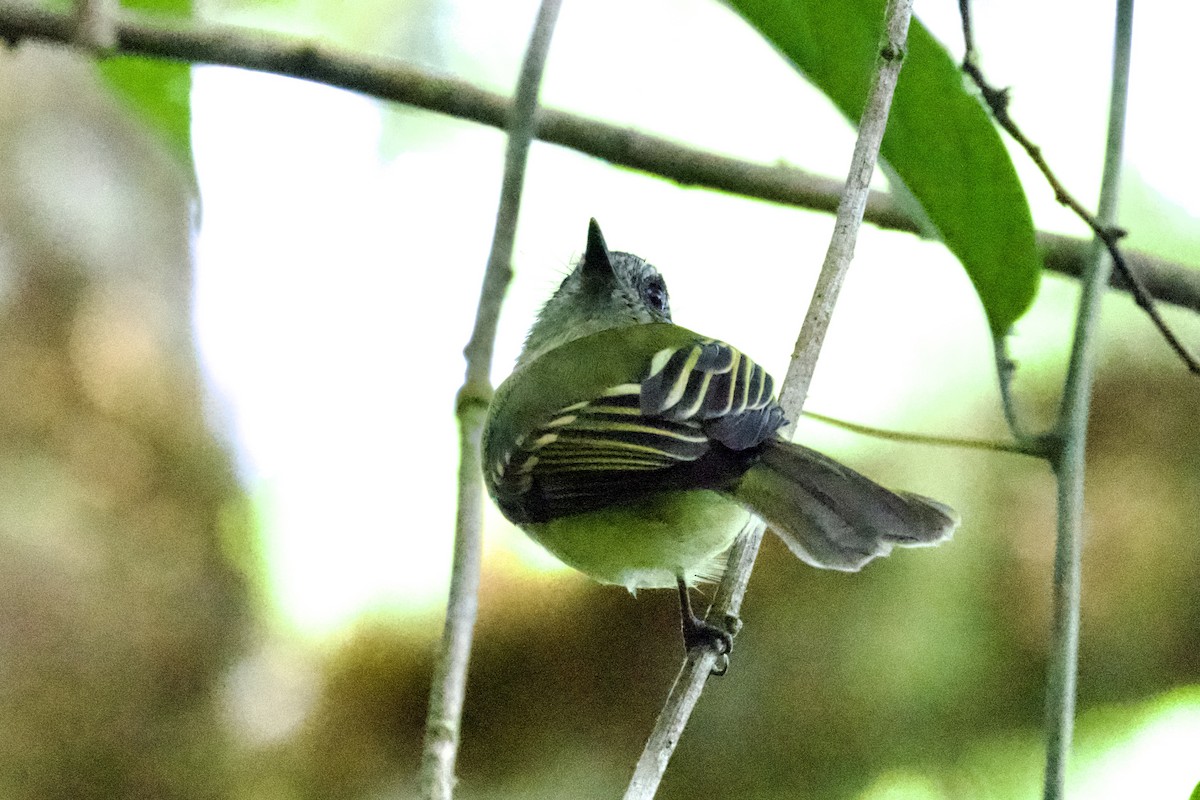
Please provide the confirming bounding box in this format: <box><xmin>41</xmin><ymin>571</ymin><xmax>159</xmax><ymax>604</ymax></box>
<box><xmin>1048</xmin><ymin>1</ymin><xmax>1134</xmax><ymax>798</ymax></box>
<box><xmin>960</xmin><ymin>1</ymin><xmax>1198</xmax><ymax>374</ymax></box>
<box><xmin>992</xmin><ymin>333</ymin><xmax>1024</xmax><ymax>438</ymax></box>
<box><xmin>623</xmin><ymin>2</ymin><xmax>915</xmax><ymax>796</ymax></box>
<box><xmin>801</xmin><ymin>409</ymin><xmax>1044</xmax><ymax>458</ymax></box>
<box><xmin>0</xmin><ymin>3</ymin><xmax>1197</xmax><ymax>314</ymax></box>
<box><xmin>420</xmin><ymin>3</ymin><xmax>562</xmax><ymax>799</ymax></box>
<box><xmin>990</xmin><ymin>331</ymin><xmax>1053</xmax><ymax>449</ymax></box>
<box><xmin>72</xmin><ymin>0</ymin><xmax>114</xmax><ymax>52</ymax></box>
<box><xmin>778</xmin><ymin>10</ymin><xmax>910</xmax><ymax>420</ymax></box>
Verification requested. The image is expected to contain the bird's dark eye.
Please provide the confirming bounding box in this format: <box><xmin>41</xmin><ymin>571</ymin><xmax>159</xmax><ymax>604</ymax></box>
<box><xmin>643</xmin><ymin>277</ymin><xmax>669</xmax><ymax>315</ymax></box>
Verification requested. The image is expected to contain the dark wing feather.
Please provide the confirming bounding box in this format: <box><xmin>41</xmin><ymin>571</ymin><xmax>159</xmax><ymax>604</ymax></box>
<box><xmin>489</xmin><ymin>384</ymin><xmax>711</xmax><ymax>521</ymax></box>
<box><xmin>641</xmin><ymin>340</ymin><xmax>786</xmax><ymax>449</ymax></box>
<box><xmin>489</xmin><ymin>340</ymin><xmax>786</xmax><ymax>523</ymax></box>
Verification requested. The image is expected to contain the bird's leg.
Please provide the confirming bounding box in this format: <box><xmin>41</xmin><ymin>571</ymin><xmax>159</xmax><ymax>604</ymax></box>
<box><xmin>676</xmin><ymin>576</ymin><xmax>735</xmax><ymax>675</ymax></box>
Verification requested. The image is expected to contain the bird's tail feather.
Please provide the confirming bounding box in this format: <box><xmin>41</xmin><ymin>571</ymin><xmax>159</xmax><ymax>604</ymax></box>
<box><xmin>730</xmin><ymin>440</ymin><xmax>958</xmax><ymax>571</ymax></box>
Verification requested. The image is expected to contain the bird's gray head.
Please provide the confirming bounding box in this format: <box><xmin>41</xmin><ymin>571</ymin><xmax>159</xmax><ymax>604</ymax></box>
<box><xmin>518</xmin><ymin>219</ymin><xmax>672</xmax><ymax>367</ymax></box>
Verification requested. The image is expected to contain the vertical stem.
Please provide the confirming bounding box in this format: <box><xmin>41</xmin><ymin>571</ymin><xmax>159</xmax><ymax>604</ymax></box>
<box><xmin>72</xmin><ymin>0</ymin><xmax>115</xmax><ymax>52</ymax></box>
<box><xmin>420</xmin><ymin>3</ymin><xmax>563</xmax><ymax>799</ymax></box>
<box><xmin>992</xmin><ymin>333</ymin><xmax>1031</xmax><ymax>442</ymax></box>
<box><xmin>623</xmin><ymin>2</ymin><xmax>914</xmax><ymax>797</ymax></box>
<box><xmin>1042</xmin><ymin>2</ymin><xmax>1132</xmax><ymax>798</ymax></box>
<box><xmin>422</xmin><ymin>403</ymin><xmax>486</xmax><ymax>799</ymax></box>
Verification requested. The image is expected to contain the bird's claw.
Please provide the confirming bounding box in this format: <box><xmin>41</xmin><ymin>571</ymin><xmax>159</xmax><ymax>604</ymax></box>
<box><xmin>681</xmin><ymin>613</ymin><xmax>738</xmax><ymax>676</ymax></box>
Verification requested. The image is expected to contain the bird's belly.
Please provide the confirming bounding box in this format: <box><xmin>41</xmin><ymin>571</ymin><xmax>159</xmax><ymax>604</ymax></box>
<box><xmin>523</xmin><ymin>490</ymin><xmax>751</xmax><ymax>591</ymax></box>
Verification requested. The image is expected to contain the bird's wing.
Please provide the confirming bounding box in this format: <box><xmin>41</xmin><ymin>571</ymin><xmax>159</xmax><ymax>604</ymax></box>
<box><xmin>641</xmin><ymin>339</ymin><xmax>786</xmax><ymax>450</ymax></box>
<box><xmin>489</xmin><ymin>338</ymin><xmax>785</xmax><ymax>523</ymax></box>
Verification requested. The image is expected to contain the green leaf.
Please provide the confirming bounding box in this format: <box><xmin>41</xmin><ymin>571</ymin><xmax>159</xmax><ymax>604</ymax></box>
<box><xmin>98</xmin><ymin>0</ymin><xmax>194</xmax><ymax>175</ymax></box>
<box><xmin>728</xmin><ymin>0</ymin><xmax>1041</xmax><ymax>335</ymax></box>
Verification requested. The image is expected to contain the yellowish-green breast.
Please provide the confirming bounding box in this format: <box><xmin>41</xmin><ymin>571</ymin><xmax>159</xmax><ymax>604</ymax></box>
<box><xmin>523</xmin><ymin>489</ymin><xmax>751</xmax><ymax>591</ymax></box>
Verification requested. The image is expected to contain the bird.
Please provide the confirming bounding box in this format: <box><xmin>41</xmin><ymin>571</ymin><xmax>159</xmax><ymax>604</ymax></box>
<box><xmin>483</xmin><ymin>219</ymin><xmax>958</xmax><ymax>662</ymax></box>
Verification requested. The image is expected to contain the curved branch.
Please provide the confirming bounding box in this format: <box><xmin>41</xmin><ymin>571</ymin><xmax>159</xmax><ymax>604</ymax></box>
<box><xmin>0</xmin><ymin>2</ymin><xmax>1197</xmax><ymax>315</ymax></box>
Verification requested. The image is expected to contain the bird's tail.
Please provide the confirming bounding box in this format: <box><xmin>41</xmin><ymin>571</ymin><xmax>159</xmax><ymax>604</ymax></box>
<box><xmin>730</xmin><ymin>440</ymin><xmax>958</xmax><ymax>571</ymax></box>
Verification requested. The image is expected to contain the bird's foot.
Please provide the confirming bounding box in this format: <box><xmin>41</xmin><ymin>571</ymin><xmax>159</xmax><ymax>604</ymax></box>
<box><xmin>683</xmin><ymin>614</ymin><xmax>735</xmax><ymax>671</ymax></box>
<box><xmin>677</xmin><ymin>578</ymin><xmax>740</xmax><ymax>676</ymax></box>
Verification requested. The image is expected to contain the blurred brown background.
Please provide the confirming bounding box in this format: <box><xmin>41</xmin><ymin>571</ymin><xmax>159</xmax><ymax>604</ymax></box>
<box><xmin>2</xmin><ymin>8</ymin><xmax>1199</xmax><ymax>800</ymax></box>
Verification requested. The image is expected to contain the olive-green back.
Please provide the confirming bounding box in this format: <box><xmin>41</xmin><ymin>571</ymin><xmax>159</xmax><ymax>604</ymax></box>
<box><xmin>483</xmin><ymin>323</ymin><xmax>701</xmax><ymax>474</ymax></box>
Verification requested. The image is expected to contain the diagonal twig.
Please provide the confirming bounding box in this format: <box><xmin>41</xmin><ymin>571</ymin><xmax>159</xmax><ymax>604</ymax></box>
<box><xmin>959</xmin><ymin>0</ymin><xmax>1199</xmax><ymax>375</ymax></box>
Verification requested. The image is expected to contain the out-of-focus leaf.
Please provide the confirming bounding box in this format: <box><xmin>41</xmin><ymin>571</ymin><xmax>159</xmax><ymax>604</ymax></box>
<box><xmin>99</xmin><ymin>0</ymin><xmax>194</xmax><ymax>175</ymax></box>
<box><xmin>728</xmin><ymin>0</ymin><xmax>1041</xmax><ymax>335</ymax></box>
